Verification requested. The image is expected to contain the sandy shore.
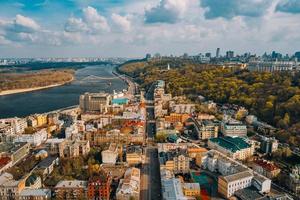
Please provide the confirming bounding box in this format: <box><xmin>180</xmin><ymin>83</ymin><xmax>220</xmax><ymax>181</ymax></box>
<box><xmin>0</xmin><ymin>77</ymin><xmax>74</xmax><ymax>96</ymax></box>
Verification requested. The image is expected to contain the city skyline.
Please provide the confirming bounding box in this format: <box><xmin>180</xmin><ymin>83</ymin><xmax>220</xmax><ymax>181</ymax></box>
<box><xmin>0</xmin><ymin>0</ymin><xmax>300</xmax><ymax>58</ymax></box>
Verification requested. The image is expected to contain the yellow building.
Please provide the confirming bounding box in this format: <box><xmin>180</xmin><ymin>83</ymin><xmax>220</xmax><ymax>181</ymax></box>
<box><xmin>182</xmin><ymin>183</ymin><xmax>201</xmax><ymax>197</ymax></box>
<box><xmin>36</xmin><ymin>114</ymin><xmax>47</xmax><ymax>127</ymax></box>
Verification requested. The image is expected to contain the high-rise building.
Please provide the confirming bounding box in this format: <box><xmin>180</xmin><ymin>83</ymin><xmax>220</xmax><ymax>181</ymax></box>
<box><xmin>226</xmin><ymin>51</ymin><xmax>234</xmax><ymax>59</ymax></box>
<box><xmin>79</xmin><ymin>92</ymin><xmax>111</xmax><ymax>113</ymax></box>
<box><xmin>295</xmin><ymin>52</ymin><xmax>300</xmax><ymax>60</ymax></box>
<box><xmin>216</xmin><ymin>48</ymin><xmax>220</xmax><ymax>58</ymax></box>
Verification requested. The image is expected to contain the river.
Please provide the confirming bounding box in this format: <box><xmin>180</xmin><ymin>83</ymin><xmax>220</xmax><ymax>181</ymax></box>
<box><xmin>0</xmin><ymin>65</ymin><xmax>127</xmax><ymax>118</ymax></box>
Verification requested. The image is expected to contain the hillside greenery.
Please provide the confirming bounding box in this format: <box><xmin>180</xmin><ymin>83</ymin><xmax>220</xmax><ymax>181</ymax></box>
<box><xmin>119</xmin><ymin>59</ymin><xmax>300</xmax><ymax>147</ymax></box>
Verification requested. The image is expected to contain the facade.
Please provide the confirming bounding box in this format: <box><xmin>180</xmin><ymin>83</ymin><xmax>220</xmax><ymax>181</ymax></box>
<box><xmin>218</xmin><ymin>171</ymin><xmax>253</xmax><ymax>198</ymax></box>
<box><xmin>197</xmin><ymin>120</ymin><xmax>218</xmax><ymax>140</ymax></box>
<box><xmin>248</xmin><ymin>61</ymin><xmax>299</xmax><ymax>72</ymax></box>
<box><xmin>161</xmin><ymin>178</ymin><xmax>188</xmax><ymax>200</ymax></box>
<box><xmin>202</xmin><ymin>150</ymin><xmax>271</xmax><ymax>198</ymax></box>
<box><xmin>182</xmin><ymin>183</ymin><xmax>201</xmax><ymax>197</ymax></box>
<box><xmin>36</xmin><ymin>114</ymin><xmax>47</xmax><ymax>127</ymax></box>
<box><xmin>35</xmin><ymin>156</ymin><xmax>59</xmax><ymax>180</ymax></box>
<box><xmin>289</xmin><ymin>165</ymin><xmax>300</xmax><ymax>195</ymax></box>
<box><xmin>87</xmin><ymin>173</ymin><xmax>112</xmax><ymax>200</ymax></box>
<box><xmin>252</xmin><ymin>159</ymin><xmax>281</xmax><ymax>179</ymax></box>
<box><xmin>116</xmin><ymin>167</ymin><xmax>140</xmax><ymax>200</ymax></box>
<box><xmin>220</xmin><ymin>119</ymin><xmax>247</xmax><ymax>137</ymax></box>
<box><xmin>0</xmin><ymin>173</ymin><xmax>26</xmax><ymax>200</ymax></box>
<box><xmin>55</xmin><ymin>180</ymin><xmax>87</xmax><ymax>200</ymax></box>
<box><xmin>0</xmin><ymin>117</ymin><xmax>27</xmax><ymax>135</ymax></box>
<box><xmin>260</xmin><ymin>137</ymin><xmax>278</xmax><ymax>154</ymax></box>
<box><xmin>19</xmin><ymin>189</ymin><xmax>51</xmax><ymax>200</ymax></box>
<box><xmin>208</xmin><ymin>137</ymin><xmax>254</xmax><ymax>160</ymax></box>
<box><xmin>14</xmin><ymin>129</ymin><xmax>48</xmax><ymax>146</ymax></box>
<box><xmin>126</xmin><ymin>146</ymin><xmax>143</xmax><ymax>166</ymax></box>
<box><xmin>59</xmin><ymin>140</ymin><xmax>90</xmax><ymax>158</ymax></box>
<box><xmin>80</xmin><ymin>92</ymin><xmax>111</xmax><ymax>113</ymax></box>
<box><xmin>0</xmin><ymin>142</ymin><xmax>30</xmax><ymax>165</ymax></box>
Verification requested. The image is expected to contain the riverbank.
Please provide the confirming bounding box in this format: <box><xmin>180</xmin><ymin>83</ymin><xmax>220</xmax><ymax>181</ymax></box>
<box><xmin>0</xmin><ymin>76</ymin><xmax>74</xmax><ymax>96</ymax></box>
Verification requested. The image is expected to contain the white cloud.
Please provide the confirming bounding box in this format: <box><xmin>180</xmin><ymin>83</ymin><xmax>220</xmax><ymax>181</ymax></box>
<box><xmin>144</xmin><ymin>0</ymin><xmax>192</xmax><ymax>23</ymax></box>
<box><xmin>11</xmin><ymin>14</ymin><xmax>40</xmax><ymax>33</ymax></box>
<box><xmin>64</xmin><ymin>6</ymin><xmax>110</xmax><ymax>34</ymax></box>
<box><xmin>111</xmin><ymin>13</ymin><xmax>131</xmax><ymax>32</ymax></box>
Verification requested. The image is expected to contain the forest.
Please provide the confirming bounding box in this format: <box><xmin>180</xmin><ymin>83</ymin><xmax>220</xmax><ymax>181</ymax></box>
<box><xmin>119</xmin><ymin>59</ymin><xmax>300</xmax><ymax>147</ymax></box>
<box><xmin>0</xmin><ymin>69</ymin><xmax>74</xmax><ymax>92</ymax></box>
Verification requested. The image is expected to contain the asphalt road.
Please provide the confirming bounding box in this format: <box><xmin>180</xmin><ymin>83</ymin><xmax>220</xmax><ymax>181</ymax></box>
<box><xmin>140</xmin><ymin>83</ymin><xmax>162</xmax><ymax>200</ymax></box>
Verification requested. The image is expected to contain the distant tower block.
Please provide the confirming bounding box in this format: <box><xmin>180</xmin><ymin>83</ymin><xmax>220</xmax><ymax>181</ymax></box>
<box><xmin>167</xmin><ymin>63</ymin><xmax>170</xmax><ymax>70</ymax></box>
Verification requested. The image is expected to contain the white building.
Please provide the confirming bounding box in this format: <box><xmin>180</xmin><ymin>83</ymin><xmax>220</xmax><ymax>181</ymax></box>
<box><xmin>14</xmin><ymin>129</ymin><xmax>47</xmax><ymax>146</ymax></box>
<box><xmin>220</xmin><ymin>119</ymin><xmax>247</xmax><ymax>137</ymax></box>
<box><xmin>161</xmin><ymin>178</ymin><xmax>188</xmax><ymax>200</ymax></box>
<box><xmin>101</xmin><ymin>143</ymin><xmax>119</xmax><ymax>164</ymax></box>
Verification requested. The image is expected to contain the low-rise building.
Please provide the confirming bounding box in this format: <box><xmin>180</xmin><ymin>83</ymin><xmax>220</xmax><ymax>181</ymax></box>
<box><xmin>14</xmin><ymin>129</ymin><xmax>48</xmax><ymax>146</ymax></box>
<box><xmin>0</xmin><ymin>172</ymin><xmax>26</xmax><ymax>200</ymax></box>
<box><xmin>221</xmin><ymin>119</ymin><xmax>247</xmax><ymax>137</ymax></box>
<box><xmin>101</xmin><ymin>143</ymin><xmax>120</xmax><ymax>164</ymax></box>
<box><xmin>197</xmin><ymin>120</ymin><xmax>219</xmax><ymax>140</ymax></box>
<box><xmin>0</xmin><ymin>142</ymin><xmax>30</xmax><ymax>165</ymax></box>
<box><xmin>116</xmin><ymin>167</ymin><xmax>140</xmax><ymax>200</ymax></box>
<box><xmin>260</xmin><ymin>136</ymin><xmax>278</xmax><ymax>154</ymax></box>
<box><xmin>19</xmin><ymin>189</ymin><xmax>51</xmax><ymax>200</ymax></box>
<box><xmin>59</xmin><ymin>140</ymin><xmax>90</xmax><ymax>158</ymax></box>
<box><xmin>252</xmin><ymin>159</ymin><xmax>281</xmax><ymax>179</ymax></box>
<box><xmin>182</xmin><ymin>182</ymin><xmax>201</xmax><ymax>197</ymax></box>
<box><xmin>208</xmin><ymin>137</ymin><xmax>254</xmax><ymax>160</ymax></box>
<box><xmin>55</xmin><ymin>180</ymin><xmax>87</xmax><ymax>200</ymax></box>
<box><xmin>35</xmin><ymin>156</ymin><xmax>59</xmax><ymax>180</ymax></box>
<box><xmin>288</xmin><ymin>165</ymin><xmax>300</xmax><ymax>196</ymax></box>
<box><xmin>126</xmin><ymin>146</ymin><xmax>143</xmax><ymax>166</ymax></box>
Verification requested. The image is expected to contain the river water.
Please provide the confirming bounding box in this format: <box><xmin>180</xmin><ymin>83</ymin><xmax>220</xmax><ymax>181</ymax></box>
<box><xmin>0</xmin><ymin>65</ymin><xmax>127</xmax><ymax>118</ymax></box>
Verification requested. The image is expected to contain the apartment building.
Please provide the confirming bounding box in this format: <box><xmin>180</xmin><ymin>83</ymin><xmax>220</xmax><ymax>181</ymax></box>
<box><xmin>55</xmin><ymin>180</ymin><xmax>87</xmax><ymax>200</ymax></box>
<box><xmin>126</xmin><ymin>145</ymin><xmax>143</xmax><ymax>166</ymax></box>
<box><xmin>87</xmin><ymin>173</ymin><xmax>112</xmax><ymax>200</ymax></box>
<box><xmin>220</xmin><ymin>119</ymin><xmax>247</xmax><ymax>137</ymax></box>
<box><xmin>252</xmin><ymin>159</ymin><xmax>281</xmax><ymax>179</ymax></box>
<box><xmin>14</xmin><ymin>129</ymin><xmax>48</xmax><ymax>146</ymax></box>
<box><xmin>59</xmin><ymin>140</ymin><xmax>90</xmax><ymax>158</ymax></box>
<box><xmin>116</xmin><ymin>167</ymin><xmax>140</xmax><ymax>200</ymax></box>
<box><xmin>196</xmin><ymin>120</ymin><xmax>219</xmax><ymax>140</ymax></box>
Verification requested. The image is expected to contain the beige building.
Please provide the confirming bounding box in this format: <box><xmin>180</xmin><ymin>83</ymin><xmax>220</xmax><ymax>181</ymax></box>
<box><xmin>182</xmin><ymin>183</ymin><xmax>201</xmax><ymax>197</ymax></box>
<box><xmin>79</xmin><ymin>92</ymin><xmax>111</xmax><ymax>113</ymax></box>
<box><xmin>55</xmin><ymin>180</ymin><xmax>87</xmax><ymax>200</ymax></box>
<box><xmin>116</xmin><ymin>167</ymin><xmax>140</xmax><ymax>200</ymax></box>
<box><xmin>59</xmin><ymin>140</ymin><xmax>90</xmax><ymax>158</ymax></box>
<box><xmin>197</xmin><ymin>120</ymin><xmax>218</xmax><ymax>140</ymax></box>
<box><xmin>126</xmin><ymin>146</ymin><xmax>143</xmax><ymax>166</ymax></box>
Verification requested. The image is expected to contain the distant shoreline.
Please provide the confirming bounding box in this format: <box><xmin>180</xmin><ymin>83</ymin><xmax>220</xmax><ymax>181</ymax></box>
<box><xmin>0</xmin><ymin>76</ymin><xmax>74</xmax><ymax>96</ymax></box>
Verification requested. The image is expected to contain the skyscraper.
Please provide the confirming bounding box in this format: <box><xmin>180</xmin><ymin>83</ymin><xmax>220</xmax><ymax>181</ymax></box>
<box><xmin>216</xmin><ymin>48</ymin><xmax>220</xmax><ymax>58</ymax></box>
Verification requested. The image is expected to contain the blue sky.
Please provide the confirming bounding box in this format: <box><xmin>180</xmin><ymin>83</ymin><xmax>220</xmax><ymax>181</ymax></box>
<box><xmin>0</xmin><ymin>0</ymin><xmax>300</xmax><ymax>58</ymax></box>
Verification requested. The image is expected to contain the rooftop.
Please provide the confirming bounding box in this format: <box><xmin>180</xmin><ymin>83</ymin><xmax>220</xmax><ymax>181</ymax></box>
<box><xmin>209</xmin><ymin>137</ymin><xmax>251</xmax><ymax>153</ymax></box>
<box><xmin>55</xmin><ymin>180</ymin><xmax>87</xmax><ymax>189</ymax></box>
<box><xmin>222</xmin><ymin>170</ymin><xmax>253</xmax><ymax>183</ymax></box>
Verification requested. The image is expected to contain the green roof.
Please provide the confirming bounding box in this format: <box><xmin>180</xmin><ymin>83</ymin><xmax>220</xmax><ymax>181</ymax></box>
<box><xmin>112</xmin><ymin>98</ymin><xmax>128</xmax><ymax>105</ymax></box>
<box><xmin>209</xmin><ymin>137</ymin><xmax>251</xmax><ymax>153</ymax></box>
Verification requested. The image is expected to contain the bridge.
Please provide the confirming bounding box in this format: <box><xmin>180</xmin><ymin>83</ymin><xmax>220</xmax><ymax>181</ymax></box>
<box><xmin>77</xmin><ymin>75</ymin><xmax>124</xmax><ymax>83</ymax></box>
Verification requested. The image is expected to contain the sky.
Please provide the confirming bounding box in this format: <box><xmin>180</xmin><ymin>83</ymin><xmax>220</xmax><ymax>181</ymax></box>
<box><xmin>0</xmin><ymin>0</ymin><xmax>300</xmax><ymax>58</ymax></box>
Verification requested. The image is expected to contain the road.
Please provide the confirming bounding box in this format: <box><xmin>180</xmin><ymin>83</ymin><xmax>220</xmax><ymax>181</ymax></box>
<box><xmin>140</xmin><ymin>82</ymin><xmax>162</xmax><ymax>200</ymax></box>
